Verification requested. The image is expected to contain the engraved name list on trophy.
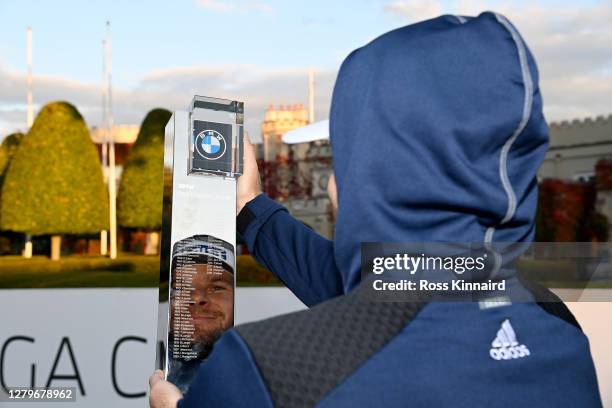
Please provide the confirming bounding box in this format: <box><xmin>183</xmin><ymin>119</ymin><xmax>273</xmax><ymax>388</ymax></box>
<box><xmin>156</xmin><ymin>96</ymin><xmax>243</xmax><ymax>393</ymax></box>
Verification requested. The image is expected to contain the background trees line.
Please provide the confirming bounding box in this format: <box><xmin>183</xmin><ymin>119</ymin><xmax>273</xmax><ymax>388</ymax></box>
<box><xmin>1</xmin><ymin>101</ymin><xmax>607</xmax><ymax>261</ymax></box>
<box><xmin>0</xmin><ymin>101</ymin><xmax>170</xmax><ymax>260</ymax></box>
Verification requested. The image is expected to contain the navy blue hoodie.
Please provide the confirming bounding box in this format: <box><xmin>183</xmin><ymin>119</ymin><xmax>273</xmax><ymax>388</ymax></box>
<box><xmin>178</xmin><ymin>12</ymin><xmax>602</xmax><ymax>407</ymax></box>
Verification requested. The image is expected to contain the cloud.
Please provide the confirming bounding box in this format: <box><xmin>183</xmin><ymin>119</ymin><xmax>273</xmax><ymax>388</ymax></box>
<box><xmin>193</xmin><ymin>0</ymin><xmax>274</xmax><ymax>15</ymax></box>
<box><xmin>0</xmin><ymin>63</ymin><xmax>336</xmax><ymax>143</ymax></box>
<box><xmin>384</xmin><ymin>0</ymin><xmax>443</xmax><ymax>21</ymax></box>
<box><xmin>2</xmin><ymin>1</ymin><xmax>608</xmax><ymax>139</ymax></box>
<box><xmin>133</xmin><ymin>65</ymin><xmax>336</xmax><ymax>142</ymax></box>
<box><xmin>0</xmin><ymin>64</ymin><xmax>101</xmax><ymax>135</ymax></box>
<box><xmin>246</xmin><ymin>0</ymin><xmax>274</xmax><ymax>14</ymax></box>
<box><xmin>383</xmin><ymin>0</ymin><xmax>612</xmax><ymax>122</ymax></box>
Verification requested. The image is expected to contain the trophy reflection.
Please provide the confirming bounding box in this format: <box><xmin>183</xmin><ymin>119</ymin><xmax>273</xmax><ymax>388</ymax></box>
<box><xmin>157</xmin><ymin>96</ymin><xmax>243</xmax><ymax>393</ymax></box>
<box><xmin>167</xmin><ymin>235</ymin><xmax>235</xmax><ymax>392</ymax></box>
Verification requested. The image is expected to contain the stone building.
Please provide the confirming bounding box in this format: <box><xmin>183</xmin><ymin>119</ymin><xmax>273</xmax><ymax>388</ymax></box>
<box><xmin>539</xmin><ymin>115</ymin><xmax>612</xmax><ymax>181</ymax></box>
<box><xmin>261</xmin><ymin>104</ymin><xmax>309</xmax><ymax>162</ymax></box>
<box><xmin>260</xmin><ymin>104</ymin><xmax>334</xmax><ymax>239</ymax></box>
<box><xmin>539</xmin><ymin>114</ymin><xmax>612</xmax><ymax>238</ymax></box>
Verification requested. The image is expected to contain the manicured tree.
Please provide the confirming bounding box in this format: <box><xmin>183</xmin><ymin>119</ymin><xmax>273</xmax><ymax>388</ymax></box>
<box><xmin>0</xmin><ymin>132</ymin><xmax>24</xmax><ymax>213</ymax></box>
<box><xmin>0</xmin><ymin>132</ymin><xmax>24</xmax><ymax>254</ymax></box>
<box><xmin>117</xmin><ymin>108</ymin><xmax>171</xmax><ymax>254</ymax></box>
<box><xmin>0</xmin><ymin>102</ymin><xmax>109</xmax><ymax>260</ymax></box>
<box><xmin>0</xmin><ymin>132</ymin><xmax>24</xmax><ymax>179</ymax></box>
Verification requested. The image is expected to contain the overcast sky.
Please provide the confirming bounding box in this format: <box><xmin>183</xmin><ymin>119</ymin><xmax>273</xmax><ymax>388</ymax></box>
<box><xmin>0</xmin><ymin>0</ymin><xmax>610</xmax><ymax>142</ymax></box>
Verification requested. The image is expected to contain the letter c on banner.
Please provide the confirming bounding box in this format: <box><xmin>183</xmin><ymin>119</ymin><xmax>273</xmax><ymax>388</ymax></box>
<box><xmin>111</xmin><ymin>336</ymin><xmax>147</xmax><ymax>398</ymax></box>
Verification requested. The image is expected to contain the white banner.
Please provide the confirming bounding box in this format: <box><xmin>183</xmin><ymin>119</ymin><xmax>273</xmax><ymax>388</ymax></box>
<box><xmin>2</xmin><ymin>288</ymin><xmax>607</xmax><ymax>407</ymax></box>
<box><xmin>0</xmin><ymin>289</ymin><xmax>157</xmax><ymax>407</ymax></box>
<box><xmin>0</xmin><ymin>288</ymin><xmax>305</xmax><ymax>407</ymax></box>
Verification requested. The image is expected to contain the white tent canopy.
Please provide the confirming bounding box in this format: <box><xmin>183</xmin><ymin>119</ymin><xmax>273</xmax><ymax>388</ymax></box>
<box><xmin>282</xmin><ymin>119</ymin><xmax>329</xmax><ymax>144</ymax></box>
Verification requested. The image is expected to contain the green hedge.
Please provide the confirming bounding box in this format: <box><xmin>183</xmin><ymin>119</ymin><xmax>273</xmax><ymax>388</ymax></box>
<box><xmin>0</xmin><ymin>102</ymin><xmax>108</xmax><ymax>235</ymax></box>
<box><xmin>117</xmin><ymin>108</ymin><xmax>171</xmax><ymax>230</ymax></box>
<box><xmin>0</xmin><ymin>132</ymin><xmax>23</xmax><ymax>177</ymax></box>
<box><xmin>0</xmin><ymin>254</ymin><xmax>283</xmax><ymax>288</ymax></box>
<box><xmin>0</xmin><ymin>132</ymin><xmax>24</xmax><ymax>227</ymax></box>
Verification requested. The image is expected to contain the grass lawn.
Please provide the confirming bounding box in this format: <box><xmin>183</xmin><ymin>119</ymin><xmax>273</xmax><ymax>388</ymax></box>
<box><xmin>0</xmin><ymin>253</ymin><xmax>160</xmax><ymax>288</ymax></box>
<box><xmin>0</xmin><ymin>253</ymin><xmax>284</xmax><ymax>289</ymax></box>
<box><xmin>10</xmin><ymin>255</ymin><xmax>606</xmax><ymax>290</ymax></box>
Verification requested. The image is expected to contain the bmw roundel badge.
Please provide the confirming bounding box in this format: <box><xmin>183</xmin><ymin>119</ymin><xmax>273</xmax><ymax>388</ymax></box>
<box><xmin>195</xmin><ymin>130</ymin><xmax>227</xmax><ymax>160</ymax></box>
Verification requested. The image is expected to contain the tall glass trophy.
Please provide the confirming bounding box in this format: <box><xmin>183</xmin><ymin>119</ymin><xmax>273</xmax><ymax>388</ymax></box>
<box><xmin>156</xmin><ymin>96</ymin><xmax>243</xmax><ymax>393</ymax></box>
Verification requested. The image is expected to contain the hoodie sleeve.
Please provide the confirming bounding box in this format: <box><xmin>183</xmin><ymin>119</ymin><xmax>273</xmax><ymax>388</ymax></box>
<box><xmin>177</xmin><ymin>330</ymin><xmax>274</xmax><ymax>408</ymax></box>
<box><xmin>238</xmin><ymin>194</ymin><xmax>343</xmax><ymax>306</ymax></box>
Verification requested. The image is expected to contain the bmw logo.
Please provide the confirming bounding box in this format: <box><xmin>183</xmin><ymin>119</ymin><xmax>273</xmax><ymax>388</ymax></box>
<box><xmin>195</xmin><ymin>130</ymin><xmax>226</xmax><ymax>160</ymax></box>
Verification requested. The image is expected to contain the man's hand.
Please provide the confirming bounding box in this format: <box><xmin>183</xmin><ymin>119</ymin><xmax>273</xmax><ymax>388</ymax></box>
<box><xmin>237</xmin><ymin>132</ymin><xmax>262</xmax><ymax>215</ymax></box>
<box><xmin>149</xmin><ymin>370</ymin><xmax>183</xmax><ymax>408</ymax></box>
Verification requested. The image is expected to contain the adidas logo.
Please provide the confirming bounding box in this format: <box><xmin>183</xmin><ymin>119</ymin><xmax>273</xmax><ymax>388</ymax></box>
<box><xmin>489</xmin><ymin>319</ymin><xmax>530</xmax><ymax>361</ymax></box>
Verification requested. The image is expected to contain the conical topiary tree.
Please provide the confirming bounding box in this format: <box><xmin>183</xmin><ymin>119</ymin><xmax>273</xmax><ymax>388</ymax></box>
<box><xmin>0</xmin><ymin>132</ymin><xmax>24</xmax><ymax>179</ymax></box>
<box><xmin>0</xmin><ymin>132</ymin><xmax>24</xmax><ymax>220</ymax></box>
<box><xmin>0</xmin><ymin>102</ymin><xmax>109</xmax><ymax>260</ymax></box>
<box><xmin>117</xmin><ymin>108</ymin><xmax>171</xmax><ymax>254</ymax></box>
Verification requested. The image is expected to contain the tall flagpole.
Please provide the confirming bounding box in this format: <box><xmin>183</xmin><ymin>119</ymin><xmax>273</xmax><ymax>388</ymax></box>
<box><xmin>23</xmin><ymin>27</ymin><xmax>33</xmax><ymax>259</ymax></box>
<box><xmin>106</xmin><ymin>21</ymin><xmax>117</xmax><ymax>259</ymax></box>
<box><xmin>26</xmin><ymin>28</ymin><xmax>33</xmax><ymax>128</ymax></box>
<box><xmin>308</xmin><ymin>68</ymin><xmax>315</xmax><ymax>124</ymax></box>
<box><xmin>100</xmin><ymin>39</ymin><xmax>108</xmax><ymax>256</ymax></box>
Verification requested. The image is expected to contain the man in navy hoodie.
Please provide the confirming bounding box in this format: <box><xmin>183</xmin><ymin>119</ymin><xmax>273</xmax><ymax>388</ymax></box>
<box><xmin>150</xmin><ymin>12</ymin><xmax>602</xmax><ymax>407</ymax></box>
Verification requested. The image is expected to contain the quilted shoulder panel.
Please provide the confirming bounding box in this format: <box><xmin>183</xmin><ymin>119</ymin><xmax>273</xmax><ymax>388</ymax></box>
<box><xmin>236</xmin><ymin>286</ymin><xmax>425</xmax><ymax>408</ymax></box>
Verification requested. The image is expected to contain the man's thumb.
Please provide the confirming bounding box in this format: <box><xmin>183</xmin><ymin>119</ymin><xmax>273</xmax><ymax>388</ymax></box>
<box><xmin>243</xmin><ymin>132</ymin><xmax>256</xmax><ymax>161</ymax></box>
<box><xmin>149</xmin><ymin>370</ymin><xmax>164</xmax><ymax>388</ymax></box>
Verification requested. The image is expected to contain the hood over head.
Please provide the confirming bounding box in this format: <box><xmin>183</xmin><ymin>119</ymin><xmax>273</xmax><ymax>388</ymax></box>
<box><xmin>329</xmin><ymin>12</ymin><xmax>549</xmax><ymax>292</ymax></box>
